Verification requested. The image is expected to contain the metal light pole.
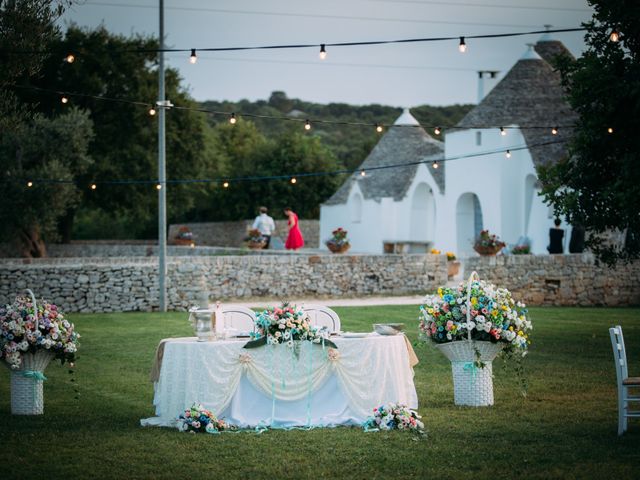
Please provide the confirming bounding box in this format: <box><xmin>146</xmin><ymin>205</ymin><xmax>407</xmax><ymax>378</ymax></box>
<box><xmin>158</xmin><ymin>0</ymin><xmax>167</xmax><ymax>311</ymax></box>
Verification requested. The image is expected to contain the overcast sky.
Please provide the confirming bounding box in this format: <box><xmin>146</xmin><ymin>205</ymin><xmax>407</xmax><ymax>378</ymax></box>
<box><xmin>63</xmin><ymin>0</ymin><xmax>594</xmax><ymax>107</ymax></box>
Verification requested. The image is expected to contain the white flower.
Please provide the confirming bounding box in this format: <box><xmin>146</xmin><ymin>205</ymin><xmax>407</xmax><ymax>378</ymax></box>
<box><xmin>483</xmin><ymin>323</ymin><xmax>492</xmax><ymax>333</ymax></box>
<box><xmin>467</xmin><ymin>321</ymin><xmax>476</xmax><ymax>331</ymax></box>
<box><xmin>446</xmin><ymin>333</ymin><xmax>452</xmax><ymax>340</ymax></box>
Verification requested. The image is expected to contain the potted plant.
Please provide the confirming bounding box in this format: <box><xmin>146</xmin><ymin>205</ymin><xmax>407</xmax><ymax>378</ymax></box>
<box><xmin>511</xmin><ymin>245</ymin><xmax>531</xmax><ymax>255</ymax></box>
<box><xmin>446</xmin><ymin>251</ymin><xmax>460</xmax><ymax>278</ymax></box>
<box><xmin>245</xmin><ymin>228</ymin><xmax>267</xmax><ymax>249</ymax></box>
<box><xmin>419</xmin><ymin>272</ymin><xmax>531</xmax><ymax>406</ymax></box>
<box><xmin>174</xmin><ymin>226</ymin><xmax>194</xmax><ymax>246</ymax></box>
<box><xmin>0</xmin><ymin>290</ymin><xmax>80</xmax><ymax>415</ymax></box>
<box><xmin>325</xmin><ymin>227</ymin><xmax>350</xmax><ymax>253</ymax></box>
<box><xmin>473</xmin><ymin>229</ymin><xmax>506</xmax><ymax>256</ymax></box>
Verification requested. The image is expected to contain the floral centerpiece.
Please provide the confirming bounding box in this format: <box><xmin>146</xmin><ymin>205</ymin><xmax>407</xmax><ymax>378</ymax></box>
<box><xmin>362</xmin><ymin>402</ymin><xmax>424</xmax><ymax>434</ymax></box>
<box><xmin>244</xmin><ymin>302</ymin><xmax>337</xmax><ymax>350</ymax></box>
<box><xmin>177</xmin><ymin>403</ymin><xmax>236</xmax><ymax>434</ymax></box>
<box><xmin>419</xmin><ymin>272</ymin><xmax>531</xmax><ymax>406</ymax></box>
<box><xmin>473</xmin><ymin>229</ymin><xmax>506</xmax><ymax>256</ymax></box>
<box><xmin>0</xmin><ymin>292</ymin><xmax>80</xmax><ymax>414</ymax></box>
<box><xmin>325</xmin><ymin>227</ymin><xmax>350</xmax><ymax>253</ymax></box>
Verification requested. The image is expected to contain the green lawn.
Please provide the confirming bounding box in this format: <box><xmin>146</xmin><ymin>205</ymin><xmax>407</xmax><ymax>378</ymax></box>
<box><xmin>1</xmin><ymin>306</ymin><xmax>640</xmax><ymax>479</ymax></box>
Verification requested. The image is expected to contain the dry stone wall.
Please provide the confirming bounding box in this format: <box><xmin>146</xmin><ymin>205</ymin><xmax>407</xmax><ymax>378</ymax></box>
<box><xmin>465</xmin><ymin>253</ymin><xmax>640</xmax><ymax>306</ymax></box>
<box><xmin>0</xmin><ymin>254</ymin><xmax>446</xmax><ymax>313</ymax></box>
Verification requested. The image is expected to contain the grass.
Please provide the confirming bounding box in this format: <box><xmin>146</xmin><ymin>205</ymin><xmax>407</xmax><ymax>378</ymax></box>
<box><xmin>1</xmin><ymin>306</ymin><xmax>640</xmax><ymax>479</ymax></box>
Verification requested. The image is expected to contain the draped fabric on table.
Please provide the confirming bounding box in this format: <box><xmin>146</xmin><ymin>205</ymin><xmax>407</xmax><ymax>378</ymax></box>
<box><xmin>141</xmin><ymin>334</ymin><xmax>418</xmax><ymax>428</ymax></box>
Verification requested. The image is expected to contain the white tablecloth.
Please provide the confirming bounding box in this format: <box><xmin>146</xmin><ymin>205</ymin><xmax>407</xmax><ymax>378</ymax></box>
<box><xmin>141</xmin><ymin>334</ymin><xmax>418</xmax><ymax>428</ymax></box>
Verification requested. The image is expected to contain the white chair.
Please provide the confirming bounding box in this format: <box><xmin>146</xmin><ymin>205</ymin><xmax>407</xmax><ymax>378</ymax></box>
<box><xmin>222</xmin><ymin>305</ymin><xmax>256</xmax><ymax>334</ymax></box>
<box><xmin>609</xmin><ymin>325</ymin><xmax>640</xmax><ymax>435</ymax></box>
<box><xmin>303</xmin><ymin>304</ymin><xmax>341</xmax><ymax>333</ymax></box>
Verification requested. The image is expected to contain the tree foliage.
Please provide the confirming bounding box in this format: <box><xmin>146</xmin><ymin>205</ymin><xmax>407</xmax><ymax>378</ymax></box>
<box><xmin>538</xmin><ymin>0</ymin><xmax>640</xmax><ymax>265</ymax></box>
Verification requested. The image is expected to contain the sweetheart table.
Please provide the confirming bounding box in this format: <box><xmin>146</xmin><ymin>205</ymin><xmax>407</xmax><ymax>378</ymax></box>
<box><xmin>141</xmin><ymin>334</ymin><xmax>418</xmax><ymax>429</ymax></box>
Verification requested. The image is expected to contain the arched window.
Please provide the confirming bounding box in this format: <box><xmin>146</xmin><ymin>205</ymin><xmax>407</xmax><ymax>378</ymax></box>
<box><xmin>409</xmin><ymin>183</ymin><xmax>436</xmax><ymax>241</ymax></box>
<box><xmin>350</xmin><ymin>192</ymin><xmax>363</xmax><ymax>223</ymax></box>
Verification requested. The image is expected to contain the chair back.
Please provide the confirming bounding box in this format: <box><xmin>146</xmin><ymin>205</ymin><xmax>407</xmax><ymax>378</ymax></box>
<box><xmin>610</xmin><ymin>325</ymin><xmax>629</xmax><ymax>385</ymax></box>
<box><xmin>222</xmin><ymin>306</ymin><xmax>256</xmax><ymax>333</ymax></box>
<box><xmin>303</xmin><ymin>305</ymin><xmax>341</xmax><ymax>333</ymax></box>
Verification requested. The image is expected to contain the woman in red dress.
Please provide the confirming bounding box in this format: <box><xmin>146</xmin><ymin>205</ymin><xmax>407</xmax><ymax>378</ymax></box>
<box><xmin>284</xmin><ymin>207</ymin><xmax>304</xmax><ymax>250</ymax></box>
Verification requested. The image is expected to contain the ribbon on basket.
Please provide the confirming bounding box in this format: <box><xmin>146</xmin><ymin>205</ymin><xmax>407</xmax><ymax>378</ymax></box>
<box><xmin>20</xmin><ymin>369</ymin><xmax>47</xmax><ymax>412</ymax></box>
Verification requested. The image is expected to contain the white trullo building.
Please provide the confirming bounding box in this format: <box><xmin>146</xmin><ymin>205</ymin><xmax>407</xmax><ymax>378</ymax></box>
<box><xmin>320</xmin><ymin>37</ymin><xmax>576</xmax><ymax>256</ymax></box>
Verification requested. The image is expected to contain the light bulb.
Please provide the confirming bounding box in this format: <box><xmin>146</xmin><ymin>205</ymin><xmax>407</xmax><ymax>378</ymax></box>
<box><xmin>91</xmin><ymin>183</ymin><xmax>97</xmax><ymax>190</ymax></box>
<box><xmin>291</xmin><ymin>177</ymin><xmax>297</xmax><ymax>184</ymax></box>
<box><xmin>360</xmin><ymin>170</ymin><xmax>366</xmax><ymax>177</ymax></box>
<box><xmin>61</xmin><ymin>95</ymin><xmax>69</xmax><ymax>104</ymax></box>
<box><xmin>27</xmin><ymin>181</ymin><xmax>33</xmax><ymax>187</ymax></box>
<box><xmin>229</xmin><ymin>113</ymin><xmax>237</xmax><ymax>124</ymax></box>
<box><xmin>319</xmin><ymin>44</ymin><xmax>327</xmax><ymax>60</ymax></box>
<box><xmin>156</xmin><ymin>184</ymin><xmax>162</xmax><ymax>190</ymax></box>
<box><xmin>610</xmin><ymin>29</ymin><xmax>619</xmax><ymax>42</ymax></box>
<box><xmin>458</xmin><ymin>37</ymin><xmax>467</xmax><ymax>53</ymax></box>
<box><xmin>607</xmin><ymin>127</ymin><xmax>614</xmax><ymax>134</ymax></box>
<box><xmin>149</xmin><ymin>106</ymin><xmax>156</xmax><ymax>116</ymax></box>
<box><xmin>551</xmin><ymin>126</ymin><xmax>558</xmax><ymax>135</ymax></box>
<box><xmin>505</xmin><ymin>150</ymin><xmax>511</xmax><ymax>159</ymax></box>
<box><xmin>375</xmin><ymin>124</ymin><xmax>383</xmax><ymax>133</ymax></box>
<box><xmin>304</xmin><ymin>120</ymin><xmax>311</xmax><ymax>131</ymax></box>
<box><xmin>432</xmin><ymin>161</ymin><xmax>439</xmax><ymax>169</ymax></box>
<box><xmin>500</xmin><ymin>127</ymin><xmax>506</xmax><ymax>136</ymax></box>
<box><xmin>65</xmin><ymin>54</ymin><xmax>75</xmax><ymax>63</ymax></box>
<box><xmin>190</xmin><ymin>48</ymin><xmax>197</xmax><ymax>64</ymax></box>
<box><xmin>434</xmin><ymin>126</ymin><xmax>441</xmax><ymax>135</ymax></box>
<box><xmin>223</xmin><ymin>181</ymin><xmax>229</xmax><ymax>188</ymax></box>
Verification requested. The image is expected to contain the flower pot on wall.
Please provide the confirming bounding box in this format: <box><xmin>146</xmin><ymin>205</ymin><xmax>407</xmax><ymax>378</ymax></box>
<box><xmin>447</xmin><ymin>261</ymin><xmax>461</xmax><ymax>278</ymax></box>
<box><xmin>247</xmin><ymin>240</ymin><xmax>267</xmax><ymax>250</ymax></box>
<box><xmin>473</xmin><ymin>245</ymin><xmax>503</xmax><ymax>256</ymax></box>
<box><xmin>327</xmin><ymin>243</ymin><xmax>350</xmax><ymax>254</ymax></box>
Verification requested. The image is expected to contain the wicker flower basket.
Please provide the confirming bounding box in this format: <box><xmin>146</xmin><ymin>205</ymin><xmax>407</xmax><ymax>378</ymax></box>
<box><xmin>434</xmin><ymin>271</ymin><xmax>504</xmax><ymax>407</ymax></box>
<box><xmin>327</xmin><ymin>243</ymin><xmax>350</xmax><ymax>254</ymax></box>
<box><xmin>435</xmin><ymin>340</ymin><xmax>504</xmax><ymax>406</ymax></box>
<box><xmin>10</xmin><ymin>350</ymin><xmax>55</xmax><ymax>415</ymax></box>
<box><xmin>247</xmin><ymin>240</ymin><xmax>267</xmax><ymax>250</ymax></box>
<box><xmin>6</xmin><ymin>289</ymin><xmax>55</xmax><ymax>415</ymax></box>
<box><xmin>473</xmin><ymin>244</ymin><xmax>503</xmax><ymax>256</ymax></box>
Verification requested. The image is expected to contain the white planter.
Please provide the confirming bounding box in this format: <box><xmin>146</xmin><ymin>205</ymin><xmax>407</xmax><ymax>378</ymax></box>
<box><xmin>9</xmin><ymin>350</ymin><xmax>55</xmax><ymax>415</ymax></box>
<box><xmin>435</xmin><ymin>340</ymin><xmax>504</xmax><ymax>407</ymax></box>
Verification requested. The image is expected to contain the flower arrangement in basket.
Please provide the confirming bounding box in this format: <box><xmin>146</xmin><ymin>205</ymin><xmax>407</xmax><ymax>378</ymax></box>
<box><xmin>0</xmin><ymin>290</ymin><xmax>80</xmax><ymax>415</ymax></box>
<box><xmin>419</xmin><ymin>272</ymin><xmax>531</xmax><ymax>406</ymax></box>
<box><xmin>473</xmin><ymin>229</ymin><xmax>506</xmax><ymax>256</ymax></box>
<box><xmin>245</xmin><ymin>228</ymin><xmax>266</xmax><ymax>249</ymax></box>
<box><xmin>175</xmin><ymin>226</ymin><xmax>194</xmax><ymax>246</ymax></box>
<box><xmin>326</xmin><ymin>227</ymin><xmax>350</xmax><ymax>253</ymax></box>
<box><xmin>243</xmin><ymin>302</ymin><xmax>337</xmax><ymax>351</ymax></box>
<box><xmin>177</xmin><ymin>403</ymin><xmax>237</xmax><ymax>434</ymax></box>
<box><xmin>362</xmin><ymin>402</ymin><xmax>424</xmax><ymax>434</ymax></box>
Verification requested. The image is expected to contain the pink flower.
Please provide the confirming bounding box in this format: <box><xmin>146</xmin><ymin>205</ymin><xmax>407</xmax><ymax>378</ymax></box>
<box><xmin>446</xmin><ymin>320</ymin><xmax>454</xmax><ymax>331</ymax></box>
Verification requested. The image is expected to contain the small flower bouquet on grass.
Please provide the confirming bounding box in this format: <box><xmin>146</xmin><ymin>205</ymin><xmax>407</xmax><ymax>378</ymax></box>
<box><xmin>363</xmin><ymin>402</ymin><xmax>424</xmax><ymax>434</ymax></box>
<box><xmin>326</xmin><ymin>227</ymin><xmax>350</xmax><ymax>253</ymax></box>
<box><xmin>177</xmin><ymin>403</ymin><xmax>236</xmax><ymax>434</ymax></box>
<box><xmin>243</xmin><ymin>302</ymin><xmax>337</xmax><ymax>350</ymax></box>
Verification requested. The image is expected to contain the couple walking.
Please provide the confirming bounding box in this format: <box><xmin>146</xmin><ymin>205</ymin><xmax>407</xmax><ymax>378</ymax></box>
<box><xmin>252</xmin><ymin>206</ymin><xmax>304</xmax><ymax>250</ymax></box>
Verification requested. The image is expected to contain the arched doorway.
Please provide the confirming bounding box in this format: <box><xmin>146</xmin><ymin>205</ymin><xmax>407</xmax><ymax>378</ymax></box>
<box><xmin>409</xmin><ymin>183</ymin><xmax>435</xmax><ymax>242</ymax></box>
<box><xmin>456</xmin><ymin>193</ymin><xmax>483</xmax><ymax>255</ymax></box>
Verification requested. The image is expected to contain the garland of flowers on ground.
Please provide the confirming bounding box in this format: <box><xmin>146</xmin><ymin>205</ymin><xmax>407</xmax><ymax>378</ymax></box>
<box><xmin>243</xmin><ymin>302</ymin><xmax>337</xmax><ymax>353</ymax></box>
<box><xmin>177</xmin><ymin>403</ymin><xmax>237</xmax><ymax>434</ymax></box>
<box><xmin>362</xmin><ymin>402</ymin><xmax>425</xmax><ymax>436</ymax></box>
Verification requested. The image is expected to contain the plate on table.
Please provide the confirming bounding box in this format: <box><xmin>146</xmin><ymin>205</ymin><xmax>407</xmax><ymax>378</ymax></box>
<box><xmin>341</xmin><ymin>332</ymin><xmax>370</xmax><ymax>338</ymax></box>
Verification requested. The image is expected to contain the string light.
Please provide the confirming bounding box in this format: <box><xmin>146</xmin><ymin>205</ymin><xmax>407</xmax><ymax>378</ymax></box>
<box><xmin>505</xmin><ymin>150</ymin><xmax>511</xmax><ymax>158</ymax></box>
<box><xmin>375</xmin><ymin>123</ymin><xmax>383</xmax><ymax>133</ymax></box>
<box><xmin>500</xmin><ymin>127</ymin><xmax>506</xmax><ymax>136</ymax></box>
<box><xmin>64</xmin><ymin>54</ymin><xmax>75</xmax><ymax>63</ymax></box>
<box><xmin>27</xmin><ymin>181</ymin><xmax>33</xmax><ymax>187</ymax></box>
<box><xmin>610</xmin><ymin>29</ymin><xmax>620</xmax><ymax>42</ymax></box>
<box><xmin>360</xmin><ymin>170</ymin><xmax>366</xmax><ymax>177</ymax></box>
<box><xmin>61</xmin><ymin>94</ymin><xmax>69</xmax><ymax>104</ymax></box>
<box><xmin>607</xmin><ymin>127</ymin><xmax>614</xmax><ymax>134</ymax></box>
<box><xmin>190</xmin><ymin>48</ymin><xmax>197</xmax><ymax>64</ymax></box>
<box><xmin>223</xmin><ymin>181</ymin><xmax>229</xmax><ymax>188</ymax></box>
<box><xmin>434</xmin><ymin>126</ymin><xmax>441</xmax><ymax>135</ymax></box>
<box><xmin>432</xmin><ymin>161</ymin><xmax>439</xmax><ymax>169</ymax></box>
<box><xmin>458</xmin><ymin>37</ymin><xmax>467</xmax><ymax>53</ymax></box>
<box><xmin>291</xmin><ymin>177</ymin><xmax>297</xmax><ymax>184</ymax></box>
<box><xmin>148</xmin><ymin>106</ymin><xmax>157</xmax><ymax>116</ymax></box>
<box><xmin>304</xmin><ymin>119</ymin><xmax>311</xmax><ymax>131</ymax></box>
<box><xmin>229</xmin><ymin>112</ymin><xmax>237</xmax><ymax>124</ymax></box>
<box><xmin>551</xmin><ymin>126</ymin><xmax>558</xmax><ymax>135</ymax></box>
<box><xmin>91</xmin><ymin>183</ymin><xmax>97</xmax><ymax>190</ymax></box>
<box><xmin>156</xmin><ymin>184</ymin><xmax>162</xmax><ymax>190</ymax></box>
<box><xmin>319</xmin><ymin>44</ymin><xmax>327</xmax><ymax>60</ymax></box>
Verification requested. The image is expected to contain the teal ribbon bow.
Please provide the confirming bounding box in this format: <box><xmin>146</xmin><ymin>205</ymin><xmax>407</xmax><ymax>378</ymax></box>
<box><xmin>21</xmin><ymin>370</ymin><xmax>47</xmax><ymax>381</ymax></box>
